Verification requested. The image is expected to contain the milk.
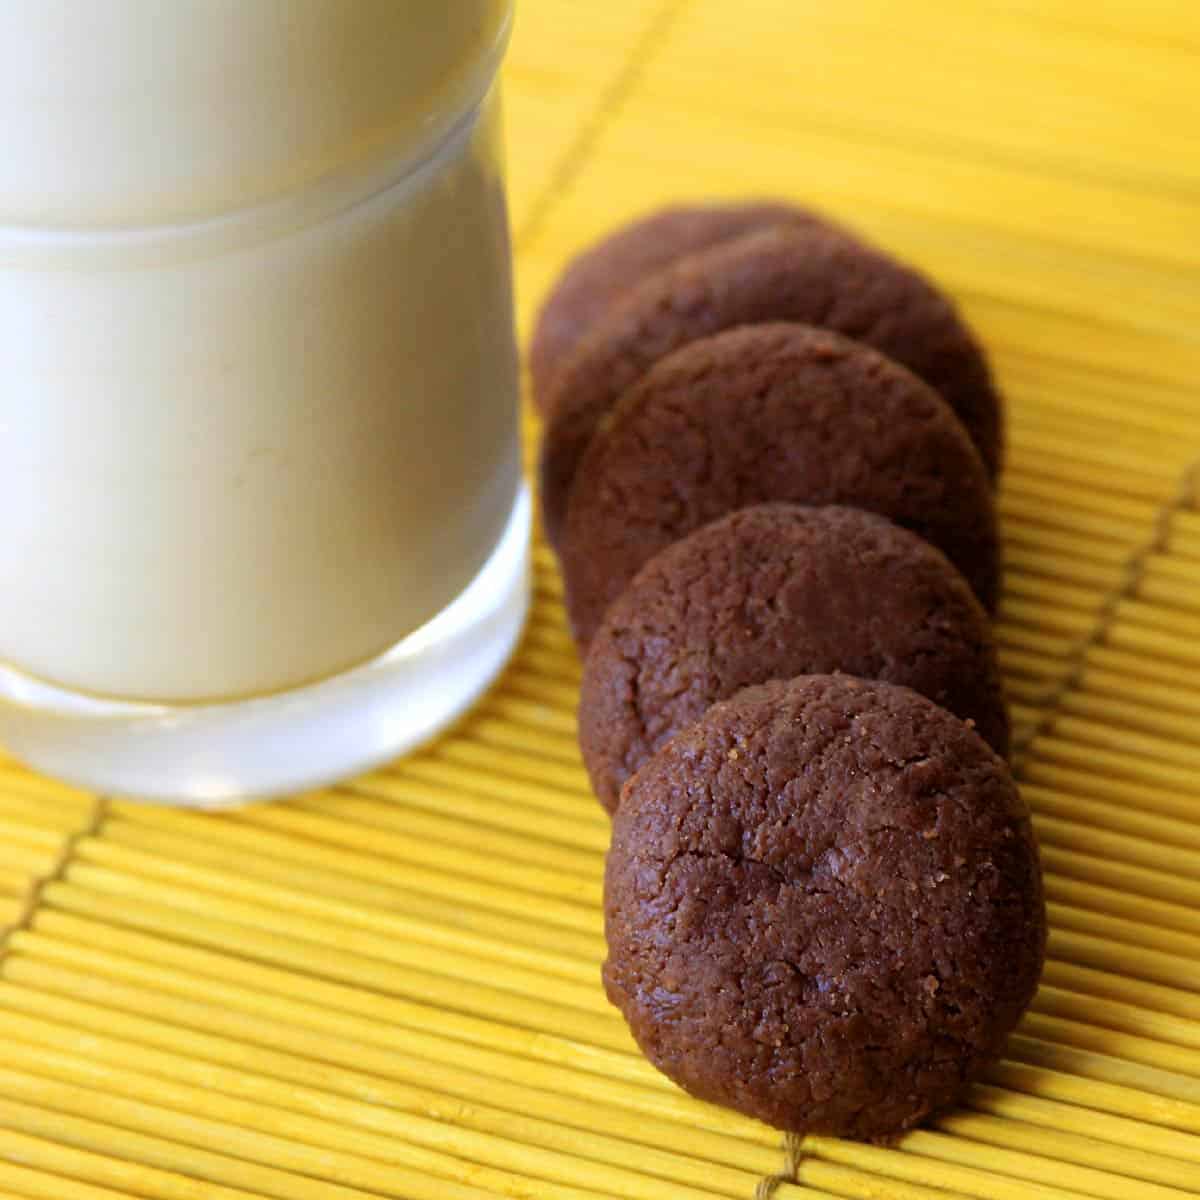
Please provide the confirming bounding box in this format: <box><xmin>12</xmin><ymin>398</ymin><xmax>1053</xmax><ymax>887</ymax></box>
<box><xmin>0</xmin><ymin>1</ymin><xmax>510</xmax><ymax>228</ymax></box>
<box><xmin>0</xmin><ymin>2</ymin><xmax>526</xmax><ymax>799</ymax></box>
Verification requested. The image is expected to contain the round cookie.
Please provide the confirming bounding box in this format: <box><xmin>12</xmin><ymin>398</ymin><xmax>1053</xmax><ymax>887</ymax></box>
<box><xmin>580</xmin><ymin>504</ymin><xmax>1009</xmax><ymax>813</ymax></box>
<box><xmin>560</xmin><ymin>323</ymin><xmax>999</xmax><ymax>646</ymax></box>
<box><xmin>603</xmin><ymin>674</ymin><xmax>1046</xmax><ymax>1140</ymax></box>
<box><xmin>528</xmin><ymin>202</ymin><xmax>822</xmax><ymax>416</ymax></box>
<box><xmin>540</xmin><ymin>224</ymin><xmax>1001</xmax><ymax>546</ymax></box>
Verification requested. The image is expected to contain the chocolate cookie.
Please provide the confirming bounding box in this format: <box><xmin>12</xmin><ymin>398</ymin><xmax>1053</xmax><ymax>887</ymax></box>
<box><xmin>528</xmin><ymin>202</ymin><xmax>822</xmax><ymax>416</ymax></box>
<box><xmin>560</xmin><ymin>323</ymin><xmax>999</xmax><ymax>645</ymax></box>
<box><xmin>603</xmin><ymin>674</ymin><xmax>1045</xmax><ymax>1140</ymax></box>
<box><xmin>540</xmin><ymin>224</ymin><xmax>1001</xmax><ymax>546</ymax></box>
<box><xmin>580</xmin><ymin>504</ymin><xmax>1008</xmax><ymax>812</ymax></box>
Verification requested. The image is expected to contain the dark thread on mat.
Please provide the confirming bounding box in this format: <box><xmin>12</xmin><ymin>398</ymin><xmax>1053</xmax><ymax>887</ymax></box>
<box><xmin>0</xmin><ymin>793</ymin><xmax>110</xmax><ymax>955</ymax></box>
<box><xmin>1010</xmin><ymin>454</ymin><xmax>1200</xmax><ymax>774</ymax></box>
<box><xmin>754</xmin><ymin>1133</ymin><xmax>805</xmax><ymax>1199</ymax></box>
<box><xmin>513</xmin><ymin>0</ymin><xmax>690</xmax><ymax>249</ymax></box>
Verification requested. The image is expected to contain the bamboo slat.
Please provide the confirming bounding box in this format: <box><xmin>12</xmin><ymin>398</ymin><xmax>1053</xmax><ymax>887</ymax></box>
<box><xmin>2</xmin><ymin>0</ymin><xmax>1200</xmax><ymax>1195</ymax></box>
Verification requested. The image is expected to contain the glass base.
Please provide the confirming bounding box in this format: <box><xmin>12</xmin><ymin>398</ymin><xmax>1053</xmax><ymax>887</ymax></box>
<box><xmin>0</xmin><ymin>487</ymin><xmax>531</xmax><ymax>807</ymax></box>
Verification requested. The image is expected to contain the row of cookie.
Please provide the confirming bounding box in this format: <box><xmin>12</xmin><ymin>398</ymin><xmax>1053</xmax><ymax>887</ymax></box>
<box><xmin>534</xmin><ymin>205</ymin><xmax>1002</xmax><ymax>657</ymax></box>
<box><xmin>529</xmin><ymin>205</ymin><xmax>1045</xmax><ymax>1141</ymax></box>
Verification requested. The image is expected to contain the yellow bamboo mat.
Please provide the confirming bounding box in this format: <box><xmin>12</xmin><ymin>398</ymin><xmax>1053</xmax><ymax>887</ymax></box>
<box><xmin>1</xmin><ymin>1</ymin><xmax>1199</xmax><ymax>1197</ymax></box>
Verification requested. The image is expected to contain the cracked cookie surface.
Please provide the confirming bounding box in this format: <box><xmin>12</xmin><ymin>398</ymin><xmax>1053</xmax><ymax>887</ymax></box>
<box><xmin>603</xmin><ymin>674</ymin><xmax>1045</xmax><ymax>1140</ymax></box>
<box><xmin>579</xmin><ymin>504</ymin><xmax>1009</xmax><ymax>813</ymax></box>
<box><xmin>560</xmin><ymin>323</ymin><xmax>999</xmax><ymax>645</ymax></box>
<box><xmin>540</xmin><ymin>222</ymin><xmax>1001</xmax><ymax>546</ymax></box>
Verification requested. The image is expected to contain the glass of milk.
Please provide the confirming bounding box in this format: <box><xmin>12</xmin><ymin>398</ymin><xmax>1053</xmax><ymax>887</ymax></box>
<box><xmin>0</xmin><ymin>1</ymin><xmax>528</xmax><ymax>804</ymax></box>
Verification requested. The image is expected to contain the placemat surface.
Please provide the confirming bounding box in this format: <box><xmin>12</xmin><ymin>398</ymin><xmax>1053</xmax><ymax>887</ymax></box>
<box><xmin>1</xmin><ymin>2</ymin><xmax>1199</xmax><ymax>1197</ymax></box>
